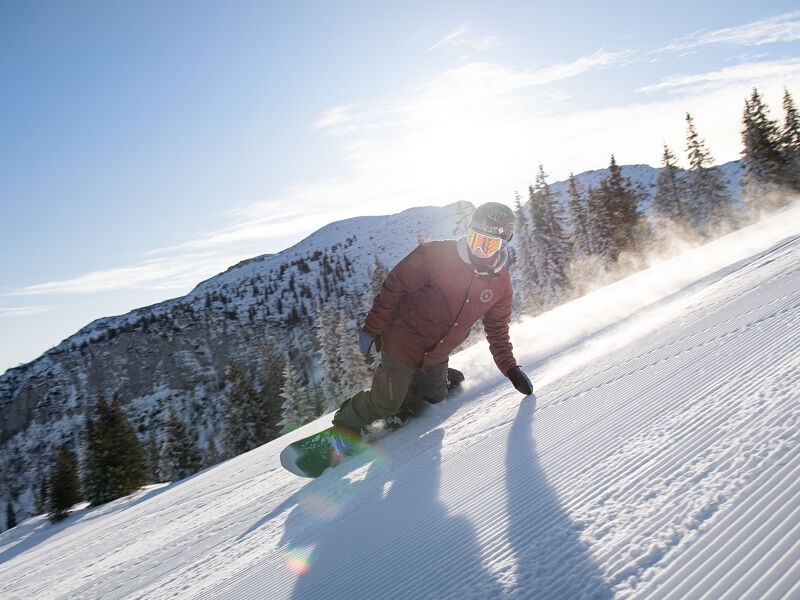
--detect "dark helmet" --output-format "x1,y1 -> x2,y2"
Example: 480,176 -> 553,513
468,202 -> 515,242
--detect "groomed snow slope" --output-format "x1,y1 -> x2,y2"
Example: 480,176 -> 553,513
1,203 -> 799,600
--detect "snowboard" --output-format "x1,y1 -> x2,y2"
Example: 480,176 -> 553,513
280,426 -> 367,478
280,368 -> 464,478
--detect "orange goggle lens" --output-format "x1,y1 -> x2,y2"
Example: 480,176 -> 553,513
467,230 -> 503,254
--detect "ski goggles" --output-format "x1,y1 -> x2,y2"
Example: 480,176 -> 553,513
467,229 -> 503,255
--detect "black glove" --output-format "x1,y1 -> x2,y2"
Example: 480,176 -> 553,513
506,366 -> 533,395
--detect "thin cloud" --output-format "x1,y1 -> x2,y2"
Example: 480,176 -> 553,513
522,49 -> 635,86
146,208 -> 313,256
313,50 -> 633,136
427,22 -> 502,52
0,306 -> 52,318
5,200 -> 356,298
5,252 -> 248,297
638,57 -> 800,94
428,22 -> 470,51
664,10 -> 800,52
311,104 -> 361,130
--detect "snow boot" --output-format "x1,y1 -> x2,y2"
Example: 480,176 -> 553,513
446,367 -> 464,392
382,368 -> 464,431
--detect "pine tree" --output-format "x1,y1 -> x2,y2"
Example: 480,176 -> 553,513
363,256 -> 389,370
335,317 -> 372,399
652,143 -> 687,225
257,338 -> 286,441
781,87 -> 800,192
219,362 -> 261,458
564,173 -> 608,296
316,304 -> 346,412
527,165 -> 572,312
158,406 -> 202,482
146,435 -> 160,482
203,438 -> 221,469
366,256 -> 389,313
315,303 -> 371,413
685,113 -> 737,237
512,191 -> 535,294
108,393 -> 150,493
452,200 -> 473,236
513,191 -> 529,242
741,88 -> 786,214
81,407 -> 106,504
565,173 -> 593,257
48,444 -> 83,522
278,361 -> 317,433
81,392 -> 150,506
589,155 -> 645,262
6,500 -> 16,530
217,348 -> 282,458
514,192 -> 531,262
33,474 -> 48,515
585,185 -> 611,262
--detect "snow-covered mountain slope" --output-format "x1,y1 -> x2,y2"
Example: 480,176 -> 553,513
2,199 -> 798,599
0,201 -> 472,527
0,160 -> 746,531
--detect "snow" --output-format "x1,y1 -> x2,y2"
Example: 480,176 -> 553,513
1,201 -> 799,599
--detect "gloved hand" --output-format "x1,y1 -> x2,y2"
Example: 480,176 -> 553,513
358,328 -> 382,356
506,366 -> 533,395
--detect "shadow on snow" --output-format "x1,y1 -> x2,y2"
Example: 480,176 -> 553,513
505,395 -> 612,599
225,393 -> 612,599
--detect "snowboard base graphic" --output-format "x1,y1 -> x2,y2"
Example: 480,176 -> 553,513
280,427 -> 367,478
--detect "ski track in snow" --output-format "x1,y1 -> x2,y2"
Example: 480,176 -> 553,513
1,203 -> 799,599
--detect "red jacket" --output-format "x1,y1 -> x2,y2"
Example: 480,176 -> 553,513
365,239 -> 517,374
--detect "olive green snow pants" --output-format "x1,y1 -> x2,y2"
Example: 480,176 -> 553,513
332,350 -> 449,431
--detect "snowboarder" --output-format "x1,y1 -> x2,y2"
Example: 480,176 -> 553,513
281,202 -> 533,477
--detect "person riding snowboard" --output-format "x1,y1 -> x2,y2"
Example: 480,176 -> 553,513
330,201 -> 533,449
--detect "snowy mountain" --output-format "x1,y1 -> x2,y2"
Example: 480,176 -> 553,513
0,200 -> 473,527
0,161 -> 743,531
1,196 -> 797,599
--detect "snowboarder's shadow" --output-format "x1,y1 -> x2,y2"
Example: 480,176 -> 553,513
235,392 -> 613,598
237,393 -> 468,548
272,427 -> 505,599
505,395 -> 613,598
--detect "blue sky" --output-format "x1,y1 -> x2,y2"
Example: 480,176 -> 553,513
2,1 -> 800,373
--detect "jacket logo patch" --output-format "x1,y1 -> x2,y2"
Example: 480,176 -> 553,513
480,289 -> 494,303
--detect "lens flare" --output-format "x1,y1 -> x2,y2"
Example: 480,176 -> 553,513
333,429 -> 392,473
363,444 -> 390,470
285,547 -> 313,575
298,492 -> 341,521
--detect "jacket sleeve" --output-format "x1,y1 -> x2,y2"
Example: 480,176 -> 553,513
482,276 -> 517,375
364,243 -> 431,335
